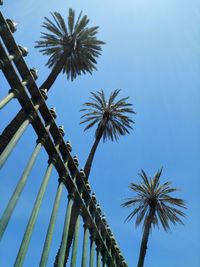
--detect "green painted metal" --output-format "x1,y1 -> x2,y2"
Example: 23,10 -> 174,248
96,248 -> 101,267
0,9 -> 129,267
14,163 -> 53,267
39,182 -> 63,267
89,237 -> 95,267
81,226 -> 89,267
0,91 -> 14,109
0,142 -> 42,240
70,215 -> 80,267
57,195 -> 74,267
102,260 -> 106,267
0,118 -> 30,169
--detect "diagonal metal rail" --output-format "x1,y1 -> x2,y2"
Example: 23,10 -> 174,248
0,9 -> 128,267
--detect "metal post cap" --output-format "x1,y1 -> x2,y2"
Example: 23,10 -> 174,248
91,192 -> 97,204
40,89 -> 48,100
49,107 -> 57,119
73,155 -> 79,166
58,125 -> 65,136
79,168 -> 86,179
30,68 -> 38,80
18,45 -> 28,57
107,227 -> 112,235
6,19 -> 17,33
96,204 -> 102,214
85,182 -> 91,193
65,140 -> 72,151
101,215 -> 107,224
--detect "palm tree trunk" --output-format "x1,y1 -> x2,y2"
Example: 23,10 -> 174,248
40,56 -> 66,91
137,209 -> 155,267
53,122 -> 106,266
84,123 -> 105,179
0,57 -> 65,154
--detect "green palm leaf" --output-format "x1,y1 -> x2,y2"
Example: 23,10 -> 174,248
80,89 -> 135,142
35,8 -> 105,81
122,169 -> 186,231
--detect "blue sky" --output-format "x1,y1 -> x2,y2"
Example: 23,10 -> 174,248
0,0 -> 200,266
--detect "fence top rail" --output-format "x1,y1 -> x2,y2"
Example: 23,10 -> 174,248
0,10 -> 128,267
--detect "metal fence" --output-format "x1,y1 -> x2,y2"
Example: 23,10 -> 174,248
0,7 -> 128,267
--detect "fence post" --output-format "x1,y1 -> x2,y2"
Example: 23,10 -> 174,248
0,108 -> 56,240
81,223 -> 89,267
0,136 -> 46,240
0,89 -> 15,109
39,177 -> 64,267
57,192 -> 74,267
14,157 -> 55,267
0,89 -> 47,168
102,254 -> 107,267
70,214 -> 80,267
89,236 -> 95,267
96,243 -> 101,267
0,116 -> 32,168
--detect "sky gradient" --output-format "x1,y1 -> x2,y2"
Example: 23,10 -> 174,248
0,1 -> 200,266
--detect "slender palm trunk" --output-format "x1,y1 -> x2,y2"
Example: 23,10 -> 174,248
53,123 -> 106,266
137,209 -> 155,267
0,57 -> 65,154
40,56 -> 66,91
54,124 -> 104,265
84,123 -> 105,179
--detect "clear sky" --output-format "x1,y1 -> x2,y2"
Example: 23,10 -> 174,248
0,0 -> 200,266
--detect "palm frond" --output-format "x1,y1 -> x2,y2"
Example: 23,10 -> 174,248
122,169 -> 186,231
80,89 -> 135,142
35,9 -> 105,80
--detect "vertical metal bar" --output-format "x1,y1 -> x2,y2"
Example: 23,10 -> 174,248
96,247 -> 101,267
57,195 -> 74,267
70,215 -> 80,267
113,252 -> 118,267
0,142 -> 42,240
89,237 -> 95,267
102,260 -> 106,267
0,118 -> 30,169
81,225 -> 89,267
0,91 -> 15,109
39,181 -> 63,267
14,162 -> 54,267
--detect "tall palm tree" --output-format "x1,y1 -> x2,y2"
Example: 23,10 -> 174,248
122,169 -> 186,267
0,8 -> 104,153
80,89 -> 135,178
53,89 -> 135,266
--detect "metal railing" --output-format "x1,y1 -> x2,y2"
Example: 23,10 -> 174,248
0,7 -> 128,267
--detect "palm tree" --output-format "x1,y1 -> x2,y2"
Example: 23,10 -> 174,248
80,89 -> 135,178
0,8 -> 104,153
53,89 -> 135,266
122,168 -> 186,267
35,8 -> 105,90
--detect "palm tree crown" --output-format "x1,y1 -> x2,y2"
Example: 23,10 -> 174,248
0,9 -> 105,156
123,168 -> 186,231
80,89 -> 135,141
35,8 -> 105,81
122,169 -> 186,267
80,89 -> 135,179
